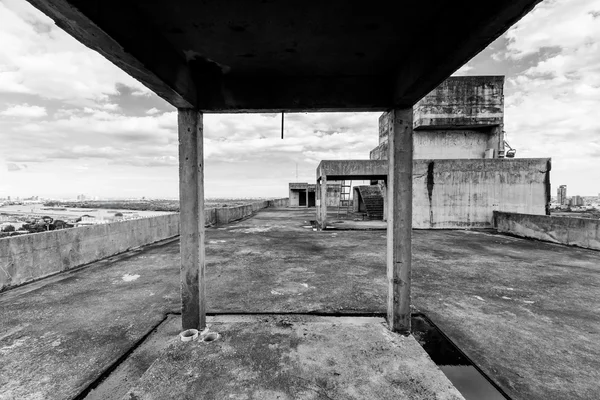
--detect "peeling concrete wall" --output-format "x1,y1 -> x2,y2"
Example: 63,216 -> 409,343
290,190 -> 301,207
0,198 -> 289,291
413,76 -> 504,129
0,214 -> 180,291
326,183 -> 342,206
412,159 -> 550,228
374,76 -> 504,160
371,130 -> 493,160
494,212 -> 600,250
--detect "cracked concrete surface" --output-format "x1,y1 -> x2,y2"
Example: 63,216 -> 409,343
1,208 -> 599,400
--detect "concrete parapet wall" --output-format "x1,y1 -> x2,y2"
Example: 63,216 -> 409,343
0,213 -> 180,291
413,158 -> 550,228
0,198 -> 289,291
268,198 -> 289,208
207,198 -> 289,225
494,212 -> 600,250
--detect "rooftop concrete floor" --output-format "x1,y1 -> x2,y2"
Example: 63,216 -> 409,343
1,208 -> 598,399
124,315 -> 463,400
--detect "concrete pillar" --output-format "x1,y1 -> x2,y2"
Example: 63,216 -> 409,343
305,189 -> 309,208
317,177 -> 328,230
178,109 -> 206,330
387,108 -> 413,335
488,125 -> 504,157
381,181 -> 388,221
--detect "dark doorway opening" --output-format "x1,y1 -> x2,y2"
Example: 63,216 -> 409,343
299,190 -> 307,206
308,192 -> 316,207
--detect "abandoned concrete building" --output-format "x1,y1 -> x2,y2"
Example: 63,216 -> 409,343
4,1 -> 599,400
288,183 -> 316,207
289,182 -> 345,208
317,76 -> 551,229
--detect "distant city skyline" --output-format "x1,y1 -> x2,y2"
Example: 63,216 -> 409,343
1,0 -> 600,198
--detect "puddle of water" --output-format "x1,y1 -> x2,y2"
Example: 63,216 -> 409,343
411,314 -> 509,400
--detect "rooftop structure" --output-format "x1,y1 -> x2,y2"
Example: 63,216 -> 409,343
8,0 -> 547,397
371,76 -> 506,160
288,183 -> 316,208
317,76 -> 550,229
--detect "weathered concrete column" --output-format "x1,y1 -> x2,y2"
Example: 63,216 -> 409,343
316,177 -> 328,230
178,109 -> 206,330
381,181 -> 388,221
387,108 -> 413,334
305,189 -> 309,208
488,125 -> 504,157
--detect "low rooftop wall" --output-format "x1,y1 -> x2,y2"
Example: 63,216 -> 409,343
0,198 -> 288,291
0,213 -> 180,291
413,158 -> 550,228
494,212 -> 600,250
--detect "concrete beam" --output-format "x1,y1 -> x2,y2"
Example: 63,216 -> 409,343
387,108 -> 413,334
316,160 -> 388,181
196,76 -> 391,113
27,0 -> 197,109
393,1 -> 541,107
178,109 -> 206,330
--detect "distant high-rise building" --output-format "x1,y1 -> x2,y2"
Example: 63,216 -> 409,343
7,196 -> 10,201
570,195 -> 584,207
557,185 -> 567,205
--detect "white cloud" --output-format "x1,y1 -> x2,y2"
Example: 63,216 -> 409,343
2,0 -> 599,198
452,64 -> 474,76
505,0 -> 600,59
146,107 -> 160,115
500,0 -> 600,194
0,104 -> 46,118
0,0 -> 149,105
102,103 -> 119,111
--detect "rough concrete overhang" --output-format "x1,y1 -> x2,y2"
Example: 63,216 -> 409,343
25,0 -> 541,112
413,76 -> 505,130
289,183 -> 309,190
317,160 -> 388,181
318,158 -> 551,181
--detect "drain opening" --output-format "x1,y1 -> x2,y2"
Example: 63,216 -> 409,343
203,332 -> 219,343
411,314 -> 511,400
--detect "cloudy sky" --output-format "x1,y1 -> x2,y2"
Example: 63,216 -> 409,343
0,0 -> 599,199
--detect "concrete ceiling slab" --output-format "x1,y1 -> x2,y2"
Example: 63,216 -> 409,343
25,0 -> 542,112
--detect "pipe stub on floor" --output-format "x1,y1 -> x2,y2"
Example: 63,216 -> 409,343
179,329 -> 199,342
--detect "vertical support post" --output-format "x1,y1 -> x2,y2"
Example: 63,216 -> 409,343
306,189 -> 309,208
488,125 -> 504,158
387,108 -> 413,334
178,109 -> 205,330
381,181 -> 388,221
319,177 -> 328,229
316,180 -> 321,223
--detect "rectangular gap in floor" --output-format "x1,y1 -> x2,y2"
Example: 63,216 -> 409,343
411,314 -> 510,400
